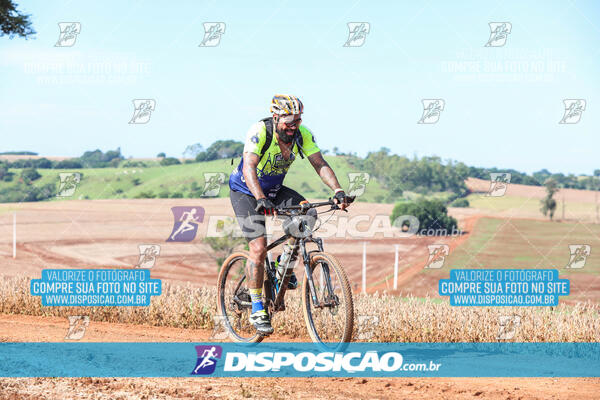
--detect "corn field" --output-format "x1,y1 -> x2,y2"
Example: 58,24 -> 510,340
2,275 -> 599,342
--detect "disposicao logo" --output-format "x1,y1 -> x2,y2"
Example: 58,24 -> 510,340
192,345 -> 223,375
223,351 -> 403,373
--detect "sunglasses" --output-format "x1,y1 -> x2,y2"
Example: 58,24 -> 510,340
279,115 -> 302,126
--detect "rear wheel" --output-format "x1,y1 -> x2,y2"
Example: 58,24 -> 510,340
302,252 -> 354,350
216,251 -> 265,343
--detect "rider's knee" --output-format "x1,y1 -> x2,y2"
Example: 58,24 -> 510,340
248,239 -> 267,259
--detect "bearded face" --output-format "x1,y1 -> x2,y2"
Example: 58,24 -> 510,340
275,114 -> 301,143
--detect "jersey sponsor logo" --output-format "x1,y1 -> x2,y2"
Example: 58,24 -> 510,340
258,152 -> 295,177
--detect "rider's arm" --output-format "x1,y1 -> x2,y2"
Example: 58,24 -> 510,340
242,152 -> 267,199
298,125 -> 342,192
308,152 -> 342,192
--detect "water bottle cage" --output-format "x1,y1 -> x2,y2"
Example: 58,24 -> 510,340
276,254 -> 297,280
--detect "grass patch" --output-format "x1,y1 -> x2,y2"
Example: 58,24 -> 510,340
1,156 -> 393,203
445,217 -> 600,274
467,193 -> 597,220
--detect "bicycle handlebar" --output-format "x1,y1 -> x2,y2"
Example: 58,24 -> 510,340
274,195 -> 356,214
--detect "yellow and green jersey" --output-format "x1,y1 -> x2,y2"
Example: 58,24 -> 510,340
229,120 -> 320,197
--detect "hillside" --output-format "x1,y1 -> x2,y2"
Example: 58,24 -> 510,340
2,156 -> 391,203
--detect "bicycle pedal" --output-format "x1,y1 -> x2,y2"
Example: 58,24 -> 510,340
287,273 -> 298,290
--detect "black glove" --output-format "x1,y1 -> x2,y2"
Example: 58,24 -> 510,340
255,198 -> 276,215
334,190 -> 348,205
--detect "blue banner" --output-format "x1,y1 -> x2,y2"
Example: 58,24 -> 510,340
439,269 -> 569,306
30,269 -> 162,306
0,342 -> 597,377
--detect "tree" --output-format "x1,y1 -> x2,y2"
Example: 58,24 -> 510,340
79,148 -> 123,168
156,152 -> 166,158
449,198 -> 469,208
195,140 -> 243,162
34,158 -> 52,169
540,178 -> 558,220
594,169 -> 600,190
0,163 -> 8,180
54,159 -> 83,169
0,151 -> 37,155
182,143 -> 203,158
20,167 -> 41,183
0,0 -> 35,39
160,157 -> 181,166
390,198 -> 458,235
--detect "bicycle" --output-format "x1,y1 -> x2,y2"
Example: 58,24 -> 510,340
216,197 -> 355,350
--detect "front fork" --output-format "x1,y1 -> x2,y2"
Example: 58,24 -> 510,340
300,237 -> 334,308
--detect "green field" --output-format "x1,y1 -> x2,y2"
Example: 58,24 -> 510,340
4,156 -> 392,202
466,193 -> 597,221
445,217 -> 599,274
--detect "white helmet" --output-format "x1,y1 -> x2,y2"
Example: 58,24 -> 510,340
270,94 -> 303,115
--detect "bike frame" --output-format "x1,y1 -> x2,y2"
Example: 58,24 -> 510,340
264,229 -> 333,312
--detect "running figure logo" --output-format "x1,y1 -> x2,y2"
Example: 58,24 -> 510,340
210,315 -> 230,340
199,22 -> 225,47
129,99 -> 156,124
167,207 -> 205,242
55,22 -> 81,47
136,244 -> 161,268
203,173 -> 226,197
418,99 -> 445,124
486,173 -> 511,197
191,345 -> 223,375
497,315 -> 520,340
565,244 -> 591,269
65,316 -> 90,340
559,99 -> 586,124
356,315 -> 379,340
57,172 -> 81,197
485,22 -> 512,47
344,22 -> 370,47
425,244 -> 449,269
347,172 -> 370,197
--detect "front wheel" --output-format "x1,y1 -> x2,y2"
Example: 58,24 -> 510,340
216,251 -> 265,343
302,252 -> 354,350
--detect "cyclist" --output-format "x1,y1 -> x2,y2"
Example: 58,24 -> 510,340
229,94 -> 351,335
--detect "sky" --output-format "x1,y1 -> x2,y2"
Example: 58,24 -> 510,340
0,0 -> 598,175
